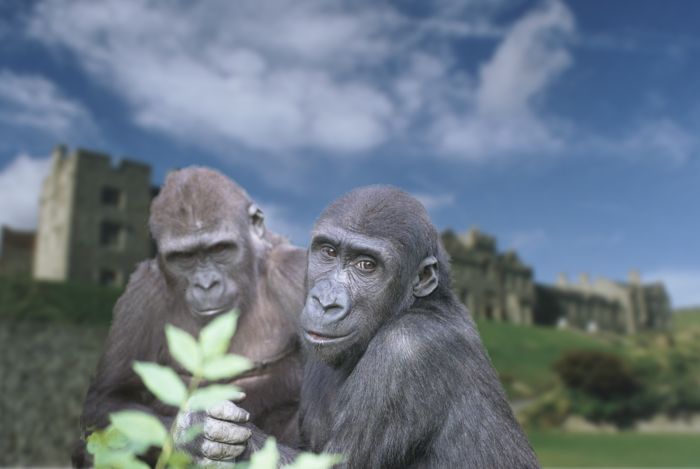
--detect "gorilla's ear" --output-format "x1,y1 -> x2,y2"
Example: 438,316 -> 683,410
413,256 -> 438,298
248,204 -> 266,239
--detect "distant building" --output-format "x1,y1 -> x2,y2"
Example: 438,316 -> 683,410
443,228 -> 672,334
442,229 -> 535,325
535,271 -> 672,334
0,226 -> 35,276
31,145 -> 154,287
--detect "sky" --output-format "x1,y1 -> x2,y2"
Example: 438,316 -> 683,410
0,0 -> 698,307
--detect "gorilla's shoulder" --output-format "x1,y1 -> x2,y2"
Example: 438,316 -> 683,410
376,307 -> 480,369
113,259 -> 166,321
124,259 -> 163,288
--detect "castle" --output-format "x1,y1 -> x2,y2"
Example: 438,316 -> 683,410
0,145 -> 673,333
0,145 -> 155,287
442,229 -> 672,334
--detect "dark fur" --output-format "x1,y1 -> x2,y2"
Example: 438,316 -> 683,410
73,168 -> 306,466
290,186 -> 540,468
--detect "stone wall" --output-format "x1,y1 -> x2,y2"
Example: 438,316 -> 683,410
443,229 -> 535,325
33,145 -> 152,287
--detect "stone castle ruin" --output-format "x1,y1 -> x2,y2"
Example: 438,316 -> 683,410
442,229 -> 671,334
1,145 -> 156,287
0,145 -> 672,333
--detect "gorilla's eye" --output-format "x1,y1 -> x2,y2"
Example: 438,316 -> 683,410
321,245 -> 337,258
167,250 -> 196,265
208,242 -> 235,255
355,259 -> 376,273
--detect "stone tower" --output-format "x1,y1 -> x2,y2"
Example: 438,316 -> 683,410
33,145 -> 152,287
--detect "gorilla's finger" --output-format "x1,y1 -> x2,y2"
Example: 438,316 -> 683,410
201,439 -> 246,460
207,399 -> 250,422
204,418 -> 252,444
195,457 -> 237,468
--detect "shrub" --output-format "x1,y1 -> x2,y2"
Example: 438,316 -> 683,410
553,350 -> 640,400
0,275 -> 120,325
553,349 -> 660,427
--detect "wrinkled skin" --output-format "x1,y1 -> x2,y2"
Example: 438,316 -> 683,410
174,396 -> 252,466
73,168 -> 306,467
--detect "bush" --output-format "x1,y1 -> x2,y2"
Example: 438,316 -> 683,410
553,350 -> 660,427
0,275 -> 121,325
553,350 -> 640,400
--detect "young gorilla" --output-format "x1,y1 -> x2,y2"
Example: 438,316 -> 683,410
243,186 -> 540,468
73,168 -> 306,467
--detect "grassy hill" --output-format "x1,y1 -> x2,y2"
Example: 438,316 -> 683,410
477,320 -> 618,399
672,307 -> 700,330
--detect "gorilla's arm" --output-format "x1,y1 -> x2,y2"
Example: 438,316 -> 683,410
81,261 -> 171,431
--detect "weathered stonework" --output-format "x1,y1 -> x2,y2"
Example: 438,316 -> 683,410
0,227 -> 35,276
32,145 -> 153,287
442,229 -> 535,325
443,228 -> 672,334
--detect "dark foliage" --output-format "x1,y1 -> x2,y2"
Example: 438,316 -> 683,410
554,349 -> 640,400
0,275 -> 121,325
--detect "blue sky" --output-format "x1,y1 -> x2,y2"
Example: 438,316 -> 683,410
0,0 -> 698,306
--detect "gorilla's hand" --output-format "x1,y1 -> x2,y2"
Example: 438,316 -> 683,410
174,397 -> 252,466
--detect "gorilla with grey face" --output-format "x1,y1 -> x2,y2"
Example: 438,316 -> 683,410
242,186 -> 540,468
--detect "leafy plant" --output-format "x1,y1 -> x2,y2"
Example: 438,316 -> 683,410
86,311 -> 341,468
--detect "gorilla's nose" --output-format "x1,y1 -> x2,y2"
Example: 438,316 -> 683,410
310,280 -> 350,321
194,271 -> 221,292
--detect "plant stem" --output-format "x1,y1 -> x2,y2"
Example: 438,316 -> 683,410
154,374 -> 203,469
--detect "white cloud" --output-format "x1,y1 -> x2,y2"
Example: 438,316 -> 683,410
0,70 -> 90,136
28,0 -> 398,156
646,269 -> 700,308
256,201 -> 310,246
0,154 -> 52,230
508,229 -> 548,252
430,0 -> 574,160
412,192 -> 455,211
614,118 -> 696,164
25,0 -> 577,166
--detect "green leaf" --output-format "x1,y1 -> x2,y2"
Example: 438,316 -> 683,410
199,311 -> 238,358
179,423 -> 204,444
133,361 -> 187,407
186,384 -> 242,411
94,450 -> 151,469
109,410 -> 168,448
285,452 -> 344,469
165,324 -> 202,374
202,354 -> 252,380
167,450 -> 192,469
249,437 -> 279,469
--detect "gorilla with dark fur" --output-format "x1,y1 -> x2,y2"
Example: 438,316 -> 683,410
73,168 -> 306,466
244,186 -> 540,468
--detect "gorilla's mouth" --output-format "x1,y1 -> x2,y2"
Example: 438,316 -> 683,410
195,306 -> 229,317
304,330 -> 353,344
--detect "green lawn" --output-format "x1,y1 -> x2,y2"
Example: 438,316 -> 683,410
476,320 -> 616,398
530,431 -> 700,467
673,308 -> 700,331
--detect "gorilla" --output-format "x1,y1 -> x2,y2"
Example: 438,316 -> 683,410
73,168 -> 306,466
241,186 -> 540,468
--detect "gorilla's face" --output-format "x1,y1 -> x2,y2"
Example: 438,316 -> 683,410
301,223 -> 412,365
159,204 -> 266,319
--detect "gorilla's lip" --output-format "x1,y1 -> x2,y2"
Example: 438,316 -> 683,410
303,329 -> 353,344
195,306 -> 229,316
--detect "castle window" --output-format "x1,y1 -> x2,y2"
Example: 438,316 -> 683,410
99,268 -> 118,286
100,221 -> 124,249
101,186 -> 123,207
